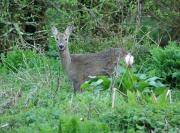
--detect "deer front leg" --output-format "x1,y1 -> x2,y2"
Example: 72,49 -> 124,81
72,80 -> 81,93
70,70 -> 84,93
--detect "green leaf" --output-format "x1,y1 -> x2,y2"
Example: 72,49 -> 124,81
136,81 -> 149,92
80,75 -> 111,91
146,76 -> 165,87
80,81 -> 91,90
90,79 -> 103,86
146,76 -> 160,82
136,74 -> 147,80
97,76 -> 111,89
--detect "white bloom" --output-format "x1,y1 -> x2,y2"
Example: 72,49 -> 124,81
124,53 -> 134,67
80,117 -> 84,121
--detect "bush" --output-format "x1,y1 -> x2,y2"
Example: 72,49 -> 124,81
99,102 -> 180,132
1,49 -> 34,72
81,64 -> 167,103
1,48 -> 59,72
144,42 -> 180,89
143,0 -> 180,45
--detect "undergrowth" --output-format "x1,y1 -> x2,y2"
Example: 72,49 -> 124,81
0,48 -> 179,133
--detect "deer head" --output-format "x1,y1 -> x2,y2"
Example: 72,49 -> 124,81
51,25 -> 74,51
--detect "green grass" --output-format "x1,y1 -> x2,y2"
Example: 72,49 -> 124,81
0,49 -> 180,133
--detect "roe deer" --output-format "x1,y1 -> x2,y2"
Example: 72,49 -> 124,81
51,25 -> 127,92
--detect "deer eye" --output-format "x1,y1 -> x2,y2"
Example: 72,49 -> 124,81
65,38 -> 67,41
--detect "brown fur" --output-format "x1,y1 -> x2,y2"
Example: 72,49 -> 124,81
51,26 -> 127,92
60,48 -> 127,92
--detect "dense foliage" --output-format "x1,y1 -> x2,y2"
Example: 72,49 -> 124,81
0,0 -> 179,132
145,42 -> 180,89
0,48 -> 179,132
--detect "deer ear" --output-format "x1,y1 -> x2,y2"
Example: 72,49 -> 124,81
51,26 -> 59,37
65,25 -> 74,36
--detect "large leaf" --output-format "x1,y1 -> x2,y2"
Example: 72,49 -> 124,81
146,76 -> 160,82
136,74 -> 147,80
97,76 -> 111,89
80,76 -> 111,90
146,76 -> 165,87
80,81 -> 91,90
135,81 -> 149,92
90,79 -> 103,86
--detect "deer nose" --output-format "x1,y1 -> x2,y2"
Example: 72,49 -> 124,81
59,45 -> 64,49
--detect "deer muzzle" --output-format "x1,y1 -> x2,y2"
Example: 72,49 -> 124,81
58,44 -> 65,50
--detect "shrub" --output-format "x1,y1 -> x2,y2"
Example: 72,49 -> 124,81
144,41 -> 180,89
143,0 -> 180,45
99,102 -> 180,132
1,48 -> 59,72
81,64 -> 167,103
116,66 -> 167,93
1,48 -> 37,72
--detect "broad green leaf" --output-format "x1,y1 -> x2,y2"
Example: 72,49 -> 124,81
80,81 -> 91,89
90,79 -> 103,86
97,76 -> 111,89
146,76 -> 160,81
136,74 -> 147,80
136,81 -> 149,92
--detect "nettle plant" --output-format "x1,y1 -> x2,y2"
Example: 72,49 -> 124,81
81,53 -> 168,103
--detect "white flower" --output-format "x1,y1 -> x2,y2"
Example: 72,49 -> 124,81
80,117 -> 84,121
124,53 -> 134,67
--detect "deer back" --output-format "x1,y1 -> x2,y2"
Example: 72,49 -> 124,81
68,48 -> 127,84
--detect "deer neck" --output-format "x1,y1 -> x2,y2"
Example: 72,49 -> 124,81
59,47 -> 71,73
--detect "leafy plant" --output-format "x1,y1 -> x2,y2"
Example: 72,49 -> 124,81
1,48 -> 38,72
80,64 -> 167,103
116,67 -> 167,93
0,49 -> 179,133
144,41 -> 180,89
1,48 -> 60,73
80,76 -> 111,92
99,101 -> 180,132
